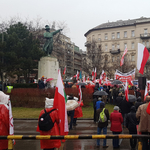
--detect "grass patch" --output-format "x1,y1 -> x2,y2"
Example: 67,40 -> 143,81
12,103 -> 115,119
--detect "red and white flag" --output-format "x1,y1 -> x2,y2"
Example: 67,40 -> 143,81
63,66 -> 66,75
87,75 -> 89,81
53,70 -> 69,136
144,85 -> 148,101
83,75 -> 86,83
78,85 -> 82,104
95,68 -> 97,80
92,68 -> 94,80
137,43 -> 149,74
76,71 -> 79,81
99,70 -> 106,85
125,80 -> 129,102
120,47 -> 128,66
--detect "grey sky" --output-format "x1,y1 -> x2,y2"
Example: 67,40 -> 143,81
1,0 -> 150,51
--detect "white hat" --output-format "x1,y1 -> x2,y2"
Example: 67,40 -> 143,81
45,97 -> 54,108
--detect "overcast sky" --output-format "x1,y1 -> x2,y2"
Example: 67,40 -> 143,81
1,0 -> 150,51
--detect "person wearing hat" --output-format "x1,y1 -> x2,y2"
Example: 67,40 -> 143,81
36,98 -> 61,150
110,106 -> 123,149
43,25 -> 62,55
96,102 -> 109,148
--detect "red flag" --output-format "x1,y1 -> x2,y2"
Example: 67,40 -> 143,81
125,80 -> 129,102
78,85 -> 82,104
53,70 -> 69,136
137,43 -> 149,74
120,47 -> 128,66
87,75 -> 89,81
63,66 -> 66,75
95,68 -> 97,79
144,85 -> 148,101
76,71 -> 79,81
83,75 -> 86,82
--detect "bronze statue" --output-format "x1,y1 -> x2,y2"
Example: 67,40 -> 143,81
43,25 -> 62,55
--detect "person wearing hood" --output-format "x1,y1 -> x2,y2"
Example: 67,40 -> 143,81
135,97 -> 143,111
126,106 -> 138,150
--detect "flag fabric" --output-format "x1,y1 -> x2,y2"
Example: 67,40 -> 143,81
83,75 -> 86,83
63,66 -> 66,75
99,70 -> 105,85
8,98 -> 15,144
137,43 -> 149,74
120,47 -> 128,66
125,80 -> 129,102
76,71 -> 79,81
87,75 -> 89,81
95,68 -> 97,80
92,68 -> 94,81
144,85 -> 148,101
78,85 -> 82,104
53,70 -> 69,136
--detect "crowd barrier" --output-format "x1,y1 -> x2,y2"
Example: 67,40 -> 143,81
1,134 -> 148,150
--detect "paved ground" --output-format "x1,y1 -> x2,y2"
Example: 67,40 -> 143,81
13,119 -> 134,150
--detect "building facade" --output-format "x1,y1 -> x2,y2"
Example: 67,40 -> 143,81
84,17 -> 150,79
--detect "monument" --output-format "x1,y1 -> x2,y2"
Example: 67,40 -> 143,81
38,25 -> 62,86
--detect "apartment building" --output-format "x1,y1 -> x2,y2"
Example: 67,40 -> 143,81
84,17 -> 150,79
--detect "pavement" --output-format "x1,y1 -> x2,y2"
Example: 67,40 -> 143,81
13,119 -> 133,150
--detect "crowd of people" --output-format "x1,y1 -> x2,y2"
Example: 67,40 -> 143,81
93,82 -> 150,150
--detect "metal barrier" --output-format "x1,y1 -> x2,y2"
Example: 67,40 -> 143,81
1,134 -> 149,150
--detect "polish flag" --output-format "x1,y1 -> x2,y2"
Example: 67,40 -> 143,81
76,71 -> 79,81
78,85 -> 82,104
120,47 -> 128,66
95,68 -> 97,79
125,80 -> 129,102
99,70 -> 105,85
137,43 -> 149,74
63,66 -> 66,75
144,85 -> 148,101
87,75 -> 89,81
92,68 -> 94,80
83,75 -> 86,83
53,70 -> 69,136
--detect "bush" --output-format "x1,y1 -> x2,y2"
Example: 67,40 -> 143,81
12,83 -> 38,88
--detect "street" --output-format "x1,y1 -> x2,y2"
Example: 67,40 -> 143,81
13,119 -> 132,150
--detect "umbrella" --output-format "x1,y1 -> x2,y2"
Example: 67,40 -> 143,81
46,78 -> 54,82
111,80 -> 123,85
123,94 -> 137,102
76,82 -> 87,86
66,100 -> 79,111
93,91 -> 108,96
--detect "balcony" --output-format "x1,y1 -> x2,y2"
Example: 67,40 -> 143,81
74,61 -> 82,66
74,55 -> 82,60
110,49 -> 120,54
140,33 -> 150,39
85,41 -> 91,47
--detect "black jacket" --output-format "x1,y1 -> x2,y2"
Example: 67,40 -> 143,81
116,96 -> 123,107
96,104 -> 109,128
93,97 -> 98,109
126,106 -> 138,132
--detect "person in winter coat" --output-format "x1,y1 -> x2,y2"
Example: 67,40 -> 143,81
134,97 -> 143,111
136,96 -> 150,150
116,93 -> 124,107
112,85 -> 119,105
95,97 -> 102,110
110,106 -> 123,149
96,102 -> 109,148
119,98 -> 133,128
93,95 -> 98,122
36,99 -> 61,150
94,83 -> 99,92
126,106 -> 138,150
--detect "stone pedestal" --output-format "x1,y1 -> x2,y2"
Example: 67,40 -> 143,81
38,56 -> 59,86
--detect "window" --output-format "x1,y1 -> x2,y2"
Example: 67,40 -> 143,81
112,44 -> 115,50
112,56 -> 115,62
117,56 -> 120,61
112,33 -> 115,39
147,41 -> 149,47
131,55 -> 135,62
124,43 -> 127,50
131,42 -> 134,49
105,45 -> 108,51
144,29 -> 148,35
105,33 -> 108,40
117,44 -> 120,49
117,32 -> 120,38
131,30 -> 135,37
98,34 -> 101,42
124,31 -> 127,38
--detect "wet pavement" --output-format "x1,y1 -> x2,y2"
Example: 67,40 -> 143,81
13,119 -> 133,150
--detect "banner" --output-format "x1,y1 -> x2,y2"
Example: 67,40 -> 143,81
115,68 -> 136,84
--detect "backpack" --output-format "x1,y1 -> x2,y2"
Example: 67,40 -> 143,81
38,109 -> 56,131
99,108 -> 107,122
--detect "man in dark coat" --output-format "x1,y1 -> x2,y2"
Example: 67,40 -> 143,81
96,102 -> 109,148
119,98 -> 133,127
126,106 -> 138,150
135,97 -> 143,111
116,93 -> 124,107
93,95 -> 98,122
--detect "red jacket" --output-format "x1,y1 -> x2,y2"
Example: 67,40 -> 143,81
110,110 -> 123,132
74,102 -> 83,118
36,108 -> 61,149
0,104 -> 9,150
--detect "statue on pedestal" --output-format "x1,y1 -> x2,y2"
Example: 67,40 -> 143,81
43,25 -> 62,55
